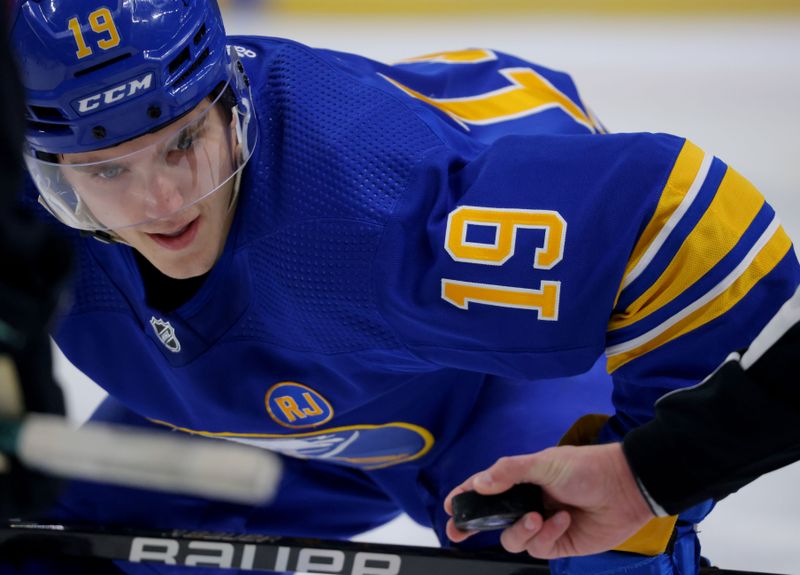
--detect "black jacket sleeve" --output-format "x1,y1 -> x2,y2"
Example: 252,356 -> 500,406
622,291 -> 800,516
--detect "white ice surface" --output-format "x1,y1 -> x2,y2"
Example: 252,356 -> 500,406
56,11 -> 800,574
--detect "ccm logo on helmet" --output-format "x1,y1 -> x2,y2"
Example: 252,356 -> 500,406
73,72 -> 155,115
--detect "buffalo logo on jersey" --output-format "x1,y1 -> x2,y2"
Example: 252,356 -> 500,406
154,417 -> 435,471
265,382 -> 333,429
149,317 -> 181,353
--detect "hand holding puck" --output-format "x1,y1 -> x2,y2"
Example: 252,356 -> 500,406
452,483 -> 545,531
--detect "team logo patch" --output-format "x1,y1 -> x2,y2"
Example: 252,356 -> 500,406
265,382 -> 333,429
150,317 -> 181,353
223,423 -> 433,470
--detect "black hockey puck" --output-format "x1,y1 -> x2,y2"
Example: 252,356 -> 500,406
452,483 -> 545,532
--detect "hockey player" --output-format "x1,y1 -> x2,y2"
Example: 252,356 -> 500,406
445,285 -> 800,559
7,0 -> 800,573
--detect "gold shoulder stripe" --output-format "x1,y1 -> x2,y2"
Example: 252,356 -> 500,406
610,166 -> 765,331
380,68 -> 594,131
397,49 -> 497,64
608,223 -> 792,372
616,141 -> 706,306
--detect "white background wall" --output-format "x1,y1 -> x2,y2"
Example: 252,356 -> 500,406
57,9 -> 800,574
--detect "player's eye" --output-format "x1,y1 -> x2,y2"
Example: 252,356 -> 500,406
174,130 -> 195,152
170,124 -> 205,154
164,128 -> 200,166
92,165 -> 126,180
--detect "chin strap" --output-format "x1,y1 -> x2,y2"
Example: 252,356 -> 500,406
80,229 -> 124,245
227,166 -> 243,215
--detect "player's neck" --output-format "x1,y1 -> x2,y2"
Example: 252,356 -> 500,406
133,251 -> 209,313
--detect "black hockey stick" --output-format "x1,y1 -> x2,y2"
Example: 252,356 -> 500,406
0,522 -> 784,575
1,522 -> 548,574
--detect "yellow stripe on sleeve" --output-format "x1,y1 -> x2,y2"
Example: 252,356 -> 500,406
616,141 -> 705,304
607,224 -> 792,373
610,166 -> 765,331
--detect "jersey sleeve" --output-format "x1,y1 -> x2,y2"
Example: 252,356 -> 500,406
604,139 -> 800,431
375,132 -> 800,432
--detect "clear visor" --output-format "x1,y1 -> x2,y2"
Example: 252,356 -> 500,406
25,61 -> 256,232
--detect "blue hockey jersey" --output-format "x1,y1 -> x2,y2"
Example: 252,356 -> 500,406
38,37 -> 799,572
54,37 -> 797,463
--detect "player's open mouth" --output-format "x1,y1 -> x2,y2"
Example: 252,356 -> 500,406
147,217 -> 200,250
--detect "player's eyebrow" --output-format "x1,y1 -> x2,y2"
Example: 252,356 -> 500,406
171,114 -> 208,142
64,162 -> 126,176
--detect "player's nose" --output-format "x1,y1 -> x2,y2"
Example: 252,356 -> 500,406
143,169 -> 185,220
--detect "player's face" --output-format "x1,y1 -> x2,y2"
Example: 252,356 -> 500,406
60,100 -> 238,279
